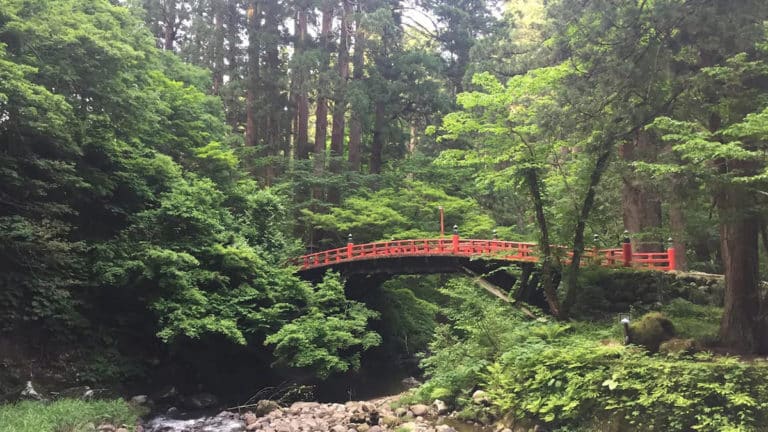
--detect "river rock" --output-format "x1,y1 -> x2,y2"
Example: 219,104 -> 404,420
130,395 -> 151,406
181,392 -> 219,410
255,400 -> 281,416
19,381 -> 43,401
97,424 -> 116,432
472,390 -> 489,405
401,377 -> 422,389
369,427 -> 382,432
116,428 -> 129,432
243,412 -> 258,426
410,404 -> 430,417
433,399 -> 449,415
331,425 -> 347,432
436,425 -> 456,432
395,407 -> 408,417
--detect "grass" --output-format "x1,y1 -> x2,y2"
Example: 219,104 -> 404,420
0,399 -> 143,432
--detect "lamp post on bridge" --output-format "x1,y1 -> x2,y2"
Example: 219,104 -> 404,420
452,225 -> 459,253
622,230 -> 632,267
347,233 -> 353,259
667,237 -> 676,271
438,206 -> 445,238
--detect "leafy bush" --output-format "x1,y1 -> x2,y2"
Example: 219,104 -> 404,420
484,343 -> 768,431
627,311 -> 676,352
0,399 -> 143,432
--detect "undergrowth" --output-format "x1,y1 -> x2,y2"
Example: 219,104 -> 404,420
413,277 -> 767,431
0,399 -> 143,432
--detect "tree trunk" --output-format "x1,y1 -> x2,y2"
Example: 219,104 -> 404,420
370,102 -> 385,174
245,0 -> 261,159
525,169 -> 561,317
621,130 -> 662,252
262,2 -> 280,185
668,184 -> 688,271
212,1 -> 224,95
162,1 -> 178,51
295,7 -> 309,160
717,181 -> 765,353
328,0 -> 352,204
562,150 -> 612,317
314,4 -> 334,178
348,4 -> 365,172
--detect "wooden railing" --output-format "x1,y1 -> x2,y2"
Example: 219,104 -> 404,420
293,235 -> 676,273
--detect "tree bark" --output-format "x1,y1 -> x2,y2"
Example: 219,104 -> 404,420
525,170 -> 561,317
212,1 -> 224,95
370,102 -> 385,174
294,7 -> 310,160
348,3 -> 365,172
162,0 -> 178,51
314,4 -> 334,181
668,183 -> 688,271
717,181 -> 765,353
562,150 -> 612,318
621,130 -> 662,252
245,0 -> 261,159
328,0 -> 352,204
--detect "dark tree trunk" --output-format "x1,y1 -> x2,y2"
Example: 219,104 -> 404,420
212,1 -> 224,95
245,0 -> 261,160
669,182 -> 688,271
328,0 -> 352,204
717,181 -> 765,353
562,150 -> 612,317
262,2 -> 280,185
370,103 -> 385,174
314,4 -> 333,178
295,7 -> 309,160
621,130 -> 662,252
348,3 -> 365,172
525,170 -> 561,317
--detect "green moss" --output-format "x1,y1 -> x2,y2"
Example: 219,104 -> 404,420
0,399 -> 144,432
628,311 -> 676,352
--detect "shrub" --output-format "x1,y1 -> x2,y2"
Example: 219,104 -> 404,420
627,311 -> 676,352
483,343 -> 768,431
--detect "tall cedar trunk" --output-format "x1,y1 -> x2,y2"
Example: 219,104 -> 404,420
295,8 -> 310,160
262,3 -> 280,186
245,0 -> 261,164
347,3 -> 365,172
224,0 -> 241,129
717,180 -> 764,352
328,0 -> 352,204
562,150 -> 612,317
370,103 -> 385,174
621,130 -> 662,252
212,1 -> 224,95
668,180 -> 688,271
163,0 -> 177,51
314,4 -> 333,180
526,170 -> 561,317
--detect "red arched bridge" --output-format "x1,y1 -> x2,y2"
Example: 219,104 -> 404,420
292,233 -> 676,280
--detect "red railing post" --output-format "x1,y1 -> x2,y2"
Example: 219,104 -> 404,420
452,225 -> 459,253
622,232 -> 632,267
347,233 -> 353,259
667,247 -> 676,271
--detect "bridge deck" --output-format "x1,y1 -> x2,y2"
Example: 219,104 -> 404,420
293,237 -> 675,272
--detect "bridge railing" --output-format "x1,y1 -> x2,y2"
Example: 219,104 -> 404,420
294,237 -> 676,272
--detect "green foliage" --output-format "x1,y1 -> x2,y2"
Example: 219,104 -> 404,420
484,344 -> 768,431
265,272 -> 381,378
302,180 -> 498,243
0,399 -> 143,432
376,278 -> 440,355
662,299 -> 722,344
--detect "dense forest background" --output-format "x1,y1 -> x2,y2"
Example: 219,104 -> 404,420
3,0 -> 768,403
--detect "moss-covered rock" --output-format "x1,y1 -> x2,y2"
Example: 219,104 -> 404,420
659,338 -> 698,355
628,312 -> 676,352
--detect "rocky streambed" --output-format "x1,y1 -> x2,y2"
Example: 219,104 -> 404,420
141,397 -> 498,432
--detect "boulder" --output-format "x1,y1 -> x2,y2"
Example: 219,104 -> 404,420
401,377 -> 422,389
433,399 -> 449,415
181,392 -> 219,410
243,411 -> 258,426
659,338 -> 698,355
129,395 -> 151,406
471,390 -> 489,405
409,404 -> 430,417
254,400 -> 281,417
